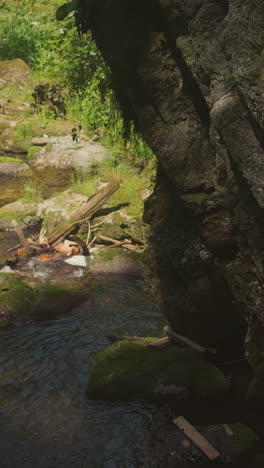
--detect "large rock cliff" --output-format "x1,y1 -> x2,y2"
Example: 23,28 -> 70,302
80,0 -> 264,379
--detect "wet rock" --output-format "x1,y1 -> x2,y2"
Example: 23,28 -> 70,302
0,200 -> 39,230
0,272 -> 89,326
87,340 -> 229,398
0,273 -> 34,326
90,247 -> 142,276
37,190 -> 88,238
0,158 -> 31,176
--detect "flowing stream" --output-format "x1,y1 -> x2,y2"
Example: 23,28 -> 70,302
0,276 -> 175,468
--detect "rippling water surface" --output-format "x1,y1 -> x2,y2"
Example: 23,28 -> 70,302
0,276 -> 178,468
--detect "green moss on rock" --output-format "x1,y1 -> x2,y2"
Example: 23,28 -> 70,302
0,156 -> 23,164
32,284 -> 88,316
0,273 -> 34,325
229,423 -> 258,452
87,340 -> 229,398
27,146 -> 41,161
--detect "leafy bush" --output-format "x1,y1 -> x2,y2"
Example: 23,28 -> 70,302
0,0 -> 153,165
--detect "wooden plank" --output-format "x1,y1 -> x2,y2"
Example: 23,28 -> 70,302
173,416 -> 220,461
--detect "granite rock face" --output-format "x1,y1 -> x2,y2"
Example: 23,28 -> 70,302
80,1 -> 264,377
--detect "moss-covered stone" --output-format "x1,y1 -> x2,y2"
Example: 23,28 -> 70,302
0,273 -> 89,326
87,340 -> 230,398
0,156 -> 23,164
27,145 -> 41,161
37,190 -> 88,237
0,273 -> 34,326
32,284 -> 88,316
90,247 -> 143,275
0,200 -> 39,230
229,423 -> 258,452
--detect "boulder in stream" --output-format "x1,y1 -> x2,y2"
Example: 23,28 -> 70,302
0,272 -> 90,327
0,272 -> 34,327
0,157 -> 31,176
0,200 -> 39,231
87,340 -> 230,398
37,190 -> 88,238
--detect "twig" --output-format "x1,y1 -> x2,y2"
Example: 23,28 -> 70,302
86,221 -> 91,246
88,233 -> 98,249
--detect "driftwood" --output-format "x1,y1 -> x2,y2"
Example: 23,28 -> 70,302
98,235 -> 139,252
173,417 -> 220,461
46,179 -> 119,246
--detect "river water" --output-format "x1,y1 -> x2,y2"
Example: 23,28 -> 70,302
0,276 -> 178,468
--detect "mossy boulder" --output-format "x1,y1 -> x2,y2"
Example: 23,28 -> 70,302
0,273 -> 89,326
90,247 -> 143,276
87,340 -> 230,398
0,200 -> 39,230
32,284 -> 89,318
0,273 -> 34,326
27,145 -> 41,161
37,190 -> 88,238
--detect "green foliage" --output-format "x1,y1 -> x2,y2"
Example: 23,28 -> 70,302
0,0 -> 154,166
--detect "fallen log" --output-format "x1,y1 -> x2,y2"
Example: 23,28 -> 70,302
46,180 -> 119,246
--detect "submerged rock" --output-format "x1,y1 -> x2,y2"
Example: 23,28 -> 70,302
0,272 -> 89,326
0,273 -> 33,326
87,340 -> 229,398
